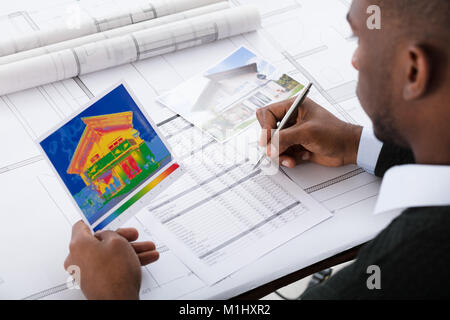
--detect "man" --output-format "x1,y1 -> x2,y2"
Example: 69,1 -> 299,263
66,0 -> 450,299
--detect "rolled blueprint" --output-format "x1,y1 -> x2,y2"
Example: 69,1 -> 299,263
0,0 -> 223,57
0,2 -> 230,65
0,6 -> 261,96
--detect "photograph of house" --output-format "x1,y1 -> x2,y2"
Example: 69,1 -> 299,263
158,46 -> 304,142
40,84 -> 172,225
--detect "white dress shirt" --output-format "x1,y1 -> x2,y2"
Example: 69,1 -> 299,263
357,127 -> 450,215
356,127 -> 383,175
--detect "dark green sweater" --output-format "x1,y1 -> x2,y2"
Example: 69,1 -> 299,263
302,144 -> 450,299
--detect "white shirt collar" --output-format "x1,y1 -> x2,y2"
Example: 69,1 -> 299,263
374,164 -> 450,215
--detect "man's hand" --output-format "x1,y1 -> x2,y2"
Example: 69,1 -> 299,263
256,97 -> 363,168
64,221 -> 159,300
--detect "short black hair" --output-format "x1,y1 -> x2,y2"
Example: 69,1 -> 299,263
375,0 -> 449,41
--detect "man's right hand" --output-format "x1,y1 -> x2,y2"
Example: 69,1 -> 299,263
256,97 -> 363,168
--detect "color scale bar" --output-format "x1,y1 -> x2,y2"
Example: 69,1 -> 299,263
94,163 -> 180,231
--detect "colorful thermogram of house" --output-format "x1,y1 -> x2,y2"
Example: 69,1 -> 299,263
67,111 -> 167,223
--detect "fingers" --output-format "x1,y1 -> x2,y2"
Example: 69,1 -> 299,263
71,220 -> 93,243
279,155 -> 297,168
256,97 -> 296,146
137,250 -> 159,266
268,124 -> 310,157
97,229 -> 155,253
278,145 -> 310,168
257,97 -> 296,125
64,255 -> 72,270
256,109 -> 277,146
276,127 -> 303,155
68,221 -> 95,267
94,230 -> 122,242
131,241 -> 156,253
116,228 -> 139,242
131,241 -> 158,265
66,221 -> 93,271
96,230 -> 159,264
94,229 -> 159,266
279,151 -> 311,168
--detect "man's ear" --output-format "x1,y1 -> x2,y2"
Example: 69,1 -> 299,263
403,45 -> 430,100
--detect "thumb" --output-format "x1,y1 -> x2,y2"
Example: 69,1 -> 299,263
269,125 -> 309,156
71,220 -> 93,243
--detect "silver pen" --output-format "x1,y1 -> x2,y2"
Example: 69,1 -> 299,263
253,82 -> 313,170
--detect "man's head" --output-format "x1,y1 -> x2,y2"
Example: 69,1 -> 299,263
349,0 -> 450,160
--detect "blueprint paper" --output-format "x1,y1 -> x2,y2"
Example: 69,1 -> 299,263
0,2 -> 230,65
0,6 -> 261,96
0,0 -> 223,57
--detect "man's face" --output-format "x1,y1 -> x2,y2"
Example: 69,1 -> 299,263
348,0 -> 408,147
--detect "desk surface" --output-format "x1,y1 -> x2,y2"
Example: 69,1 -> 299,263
234,245 -> 362,300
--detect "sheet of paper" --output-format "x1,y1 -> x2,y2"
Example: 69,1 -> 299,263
134,116 -> 331,284
158,46 -> 304,142
0,5 -> 261,95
